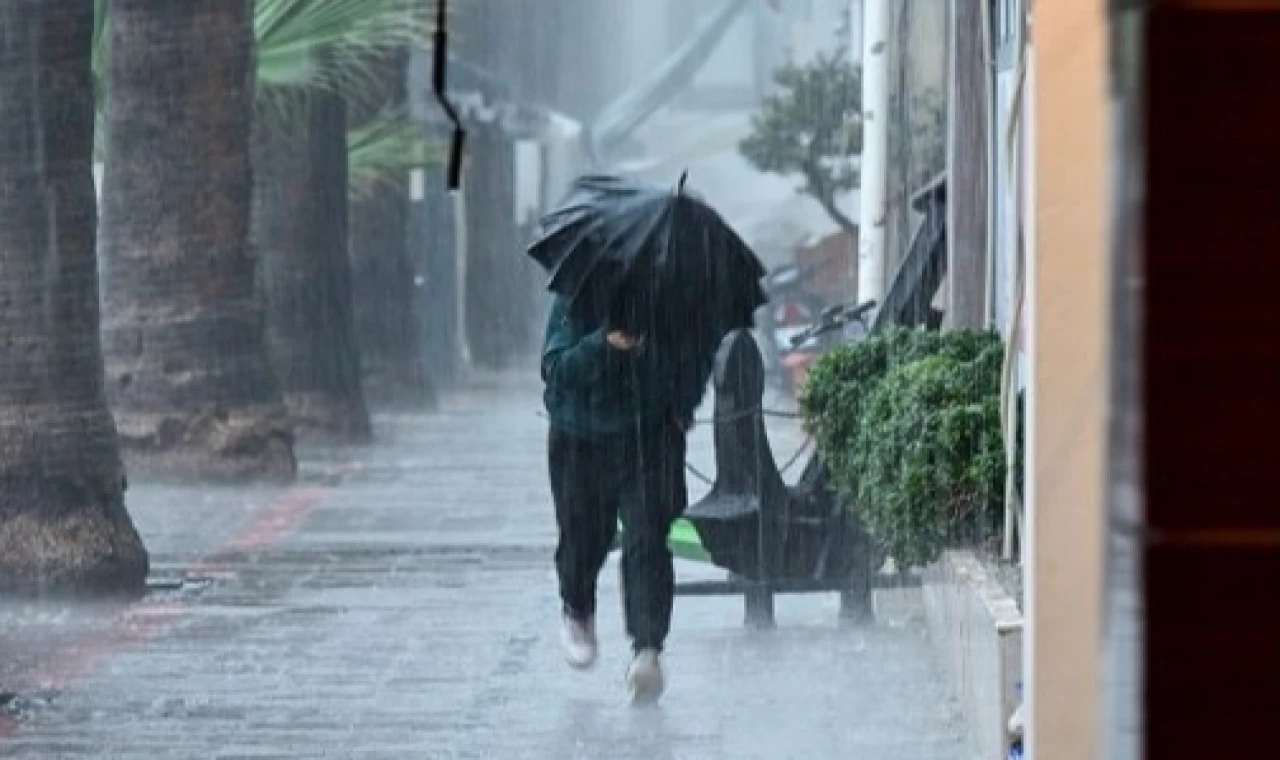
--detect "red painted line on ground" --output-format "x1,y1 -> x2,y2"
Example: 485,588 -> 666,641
204,486 -> 330,559
5,486 -> 332,705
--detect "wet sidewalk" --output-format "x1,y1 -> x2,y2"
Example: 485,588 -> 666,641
2,372 -> 967,759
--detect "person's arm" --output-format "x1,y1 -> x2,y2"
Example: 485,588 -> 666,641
669,349 -> 716,431
541,299 -> 629,389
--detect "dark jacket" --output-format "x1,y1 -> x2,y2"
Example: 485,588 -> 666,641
541,296 -> 714,439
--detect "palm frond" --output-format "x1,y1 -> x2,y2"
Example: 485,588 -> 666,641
347,110 -> 439,199
255,0 -> 430,94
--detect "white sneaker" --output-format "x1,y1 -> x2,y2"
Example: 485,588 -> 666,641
560,613 -> 598,670
626,649 -> 665,705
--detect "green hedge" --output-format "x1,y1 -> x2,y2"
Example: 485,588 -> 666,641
802,327 -> 1016,567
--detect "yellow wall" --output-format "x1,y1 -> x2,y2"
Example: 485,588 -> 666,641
1026,1 -> 1108,758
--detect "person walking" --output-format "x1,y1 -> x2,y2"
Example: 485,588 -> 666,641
542,293 -> 714,704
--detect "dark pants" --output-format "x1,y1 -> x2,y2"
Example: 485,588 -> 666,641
549,422 -> 687,652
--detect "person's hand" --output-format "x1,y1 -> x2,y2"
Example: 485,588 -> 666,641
606,331 -> 639,351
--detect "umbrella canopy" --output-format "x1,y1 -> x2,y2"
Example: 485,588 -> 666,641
526,173 -> 768,342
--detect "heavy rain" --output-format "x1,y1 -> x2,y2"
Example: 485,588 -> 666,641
3,1 -> 1278,759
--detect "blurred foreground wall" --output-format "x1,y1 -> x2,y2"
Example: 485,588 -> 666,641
1026,1 -> 1108,758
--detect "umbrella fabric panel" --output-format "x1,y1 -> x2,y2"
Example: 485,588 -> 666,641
527,173 -> 767,341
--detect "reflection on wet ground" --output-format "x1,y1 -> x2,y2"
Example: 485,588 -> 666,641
2,372 -> 966,759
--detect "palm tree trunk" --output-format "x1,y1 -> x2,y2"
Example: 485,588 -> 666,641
351,183 -> 431,405
462,123 -> 537,369
254,87 -> 371,441
99,0 -> 295,482
348,48 -> 433,408
0,0 -> 147,596
456,3 -> 541,369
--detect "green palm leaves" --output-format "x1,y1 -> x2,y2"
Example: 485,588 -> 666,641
347,110 -> 439,197
255,0 -> 425,94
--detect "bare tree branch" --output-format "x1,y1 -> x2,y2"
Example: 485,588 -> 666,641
802,140 -> 858,236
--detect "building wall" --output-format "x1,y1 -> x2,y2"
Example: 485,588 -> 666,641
882,0 -> 949,284
945,0 -> 991,328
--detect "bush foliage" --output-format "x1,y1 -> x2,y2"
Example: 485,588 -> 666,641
802,327 -> 1015,567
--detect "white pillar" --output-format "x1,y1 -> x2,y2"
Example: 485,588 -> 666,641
452,175 -> 471,367
857,0 -> 889,303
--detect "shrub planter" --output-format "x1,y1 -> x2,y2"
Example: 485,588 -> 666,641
923,549 -> 1023,760
802,327 -> 1025,757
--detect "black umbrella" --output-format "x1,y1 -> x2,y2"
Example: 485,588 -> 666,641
526,173 -> 767,341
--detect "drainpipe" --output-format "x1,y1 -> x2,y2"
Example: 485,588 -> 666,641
857,0 -> 890,304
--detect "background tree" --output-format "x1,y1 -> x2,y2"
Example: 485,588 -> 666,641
0,0 -> 147,595
93,0 -> 430,447
92,0 -> 431,182
250,0 -> 429,433
455,0 -> 544,370
347,47 -> 435,408
99,0 -> 296,482
462,121 -> 535,369
254,77 -> 371,441
739,50 -> 863,235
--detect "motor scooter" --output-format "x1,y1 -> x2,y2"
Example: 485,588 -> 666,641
778,300 -> 878,394
758,263 -> 827,394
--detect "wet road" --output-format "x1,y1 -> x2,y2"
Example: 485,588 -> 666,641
2,372 -> 967,759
